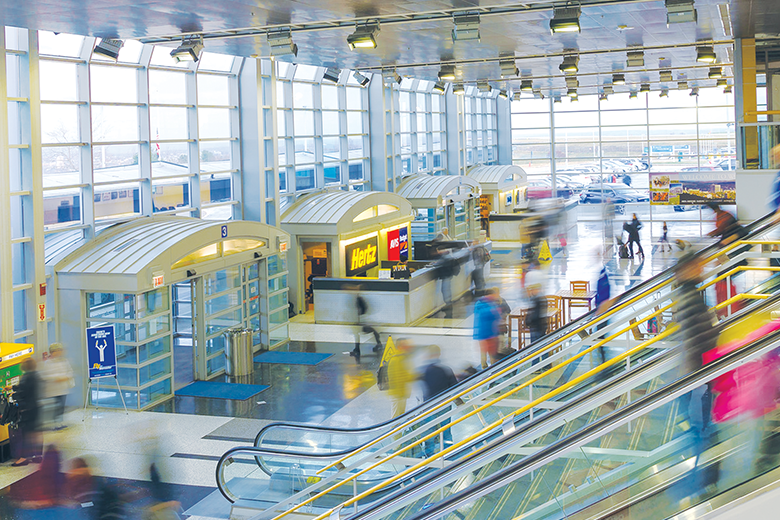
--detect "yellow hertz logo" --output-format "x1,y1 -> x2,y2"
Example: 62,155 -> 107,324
351,243 -> 377,271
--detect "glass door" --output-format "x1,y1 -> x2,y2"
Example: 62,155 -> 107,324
172,282 -> 196,390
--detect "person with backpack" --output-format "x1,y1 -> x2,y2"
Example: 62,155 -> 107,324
421,345 -> 458,456
349,285 -> 382,362
435,249 -> 460,319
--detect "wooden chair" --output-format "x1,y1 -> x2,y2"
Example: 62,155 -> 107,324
544,295 -> 563,333
568,280 -> 593,320
508,311 -> 529,351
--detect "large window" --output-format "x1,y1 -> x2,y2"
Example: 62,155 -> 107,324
464,88 -> 498,168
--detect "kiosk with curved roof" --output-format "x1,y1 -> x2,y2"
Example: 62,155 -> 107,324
467,164 -> 528,215
281,190 -> 412,313
53,216 -> 290,410
397,174 -> 481,241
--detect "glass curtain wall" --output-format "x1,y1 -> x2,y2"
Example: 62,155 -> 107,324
511,88 -> 736,237
269,62 -> 370,213
394,78 -> 447,178
463,87 -> 499,168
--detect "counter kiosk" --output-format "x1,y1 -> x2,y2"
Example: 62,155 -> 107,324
396,174 -> 482,243
281,190 -> 413,315
466,164 -> 528,235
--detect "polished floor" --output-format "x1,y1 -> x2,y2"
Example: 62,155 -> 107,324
0,222 -> 714,519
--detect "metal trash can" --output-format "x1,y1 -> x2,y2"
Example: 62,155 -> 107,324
224,328 -> 253,376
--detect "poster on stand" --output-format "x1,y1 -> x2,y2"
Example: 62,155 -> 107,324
650,172 -> 736,205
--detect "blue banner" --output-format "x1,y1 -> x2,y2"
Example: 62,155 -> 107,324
86,325 -> 117,379
399,226 -> 409,260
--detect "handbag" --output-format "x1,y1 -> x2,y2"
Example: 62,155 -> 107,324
376,364 -> 389,391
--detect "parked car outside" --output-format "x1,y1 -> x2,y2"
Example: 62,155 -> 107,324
579,183 -> 650,214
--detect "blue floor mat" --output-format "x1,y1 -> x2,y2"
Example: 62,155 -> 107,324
491,249 -> 513,254
254,350 -> 333,365
175,381 -> 269,400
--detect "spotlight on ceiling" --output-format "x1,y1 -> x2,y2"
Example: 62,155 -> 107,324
500,57 -> 519,78
696,45 -> 717,63
323,67 -> 341,83
723,85 -> 732,94
93,38 -> 124,60
690,86 -> 699,96
520,80 -> 534,92
498,89 -> 509,99
665,0 -> 697,25
452,12 -> 481,42
534,89 -> 545,100
559,55 -> 579,74
432,81 -> 446,94
568,88 -> 578,99
438,65 -> 457,82
599,93 -> 608,101
453,83 -> 465,95
268,28 -> 297,58
660,70 -> 673,82
708,66 -> 723,79
565,76 -> 579,88
716,78 -> 727,87
550,6 -> 582,34
678,80 -> 688,89
382,69 -> 401,85
554,95 -> 562,103
640,83 -> 650,93
603,85 -> 614,95
660,88 -> 669,97
477,80 -> 492,93
629,90 -> 638,99
612,73 -> 626,85
627,50 -> 645,67
513,92 -> 523,101
353,71 -> 370,86
170,36 -> 204,63
347,21 -> 380,50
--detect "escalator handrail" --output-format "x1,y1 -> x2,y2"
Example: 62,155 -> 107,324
365,319 -> 780,520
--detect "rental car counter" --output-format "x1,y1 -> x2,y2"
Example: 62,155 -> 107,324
281,190 -> 414,315
311,242 -> 487,326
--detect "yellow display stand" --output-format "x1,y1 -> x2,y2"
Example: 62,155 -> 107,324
0,343 -> 33,453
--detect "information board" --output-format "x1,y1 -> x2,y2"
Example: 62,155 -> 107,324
86,324 -> 117,379
650,172 -> 736,205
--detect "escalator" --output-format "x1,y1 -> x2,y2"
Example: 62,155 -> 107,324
216,212 -> 780,519
346,292 -> 780,520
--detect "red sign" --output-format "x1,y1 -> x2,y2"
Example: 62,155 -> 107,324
279,242 -> 289,253
388,229 -> 400,262
38,304 -> 46,322
152,274 -> 164,288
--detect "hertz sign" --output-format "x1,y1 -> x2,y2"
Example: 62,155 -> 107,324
345,236 -> 379,276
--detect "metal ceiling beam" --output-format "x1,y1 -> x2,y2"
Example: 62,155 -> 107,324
138,0 -> 657,44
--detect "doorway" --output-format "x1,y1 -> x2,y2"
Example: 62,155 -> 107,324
301,241 -> 330,311
172,281 -> 197,390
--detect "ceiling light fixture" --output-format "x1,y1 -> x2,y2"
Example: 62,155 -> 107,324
170,36 -> 204,62
708,66 -> 723,79
559,54 -> 579,74
347,21 -> 380,50
267,28 -> 297,58
453,83 -> 465,95
660,70 -> 673,82
500,57 -> 519,78
627,50 -> 645,67
432,81 -> 446,94
599,93 -> 608,101
612,73 -> 625,85
678,80 -> 688,89
353,71 -> 370,87
498,89 -> 509,99
565,76 -> 579,88
520,80 -> 534,92
568,88 -> 578,99
550,6 -> 582,34
640,83 -> 650,93
690,87 -> 699,96
452,12 -> 481,41
716,78 -> 727,87
666,0 -> 697,25
603,85 -> 614,95
696,45 -> 717,63
629,91 -> 638,99
477,80 -> 492,93
660,88 -> 669,97
438,65 -> 457,82
93,38 -> 124,60
382,69 -> 401,85
322,67 -> 341,83
554,95 -> 562,103
723,85 -> 732,94
513,92 -> 523,101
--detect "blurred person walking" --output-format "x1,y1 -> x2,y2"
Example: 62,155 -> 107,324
40,343 -> 74,430
435,249 -> 460,319
421,345 -> 458,456
387,340 -> 415,418
623,213 -> 644,258
525,270 -> 548,366
707,203 -> 745,246
594,264 -> 612,365
603,198 -> 616,254
470,243 -> 490,297
434,227 -> 452,241
349,285 -> 382,362
659,222 -> 672,252
11,358 -> 42,467
473,291 -> 501,369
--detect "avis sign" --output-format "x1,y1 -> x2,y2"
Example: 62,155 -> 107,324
387,227 -> 409,262
345,236 -> 379,276
86,324 -> 117,379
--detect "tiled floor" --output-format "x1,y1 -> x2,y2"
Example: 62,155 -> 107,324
0,223 -> 705,519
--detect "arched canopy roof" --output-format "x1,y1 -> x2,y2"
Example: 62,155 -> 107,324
396,174 -> 481,208
466,165 -> 527,192
55,216 -> 289,293
281,190 -> 412,237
